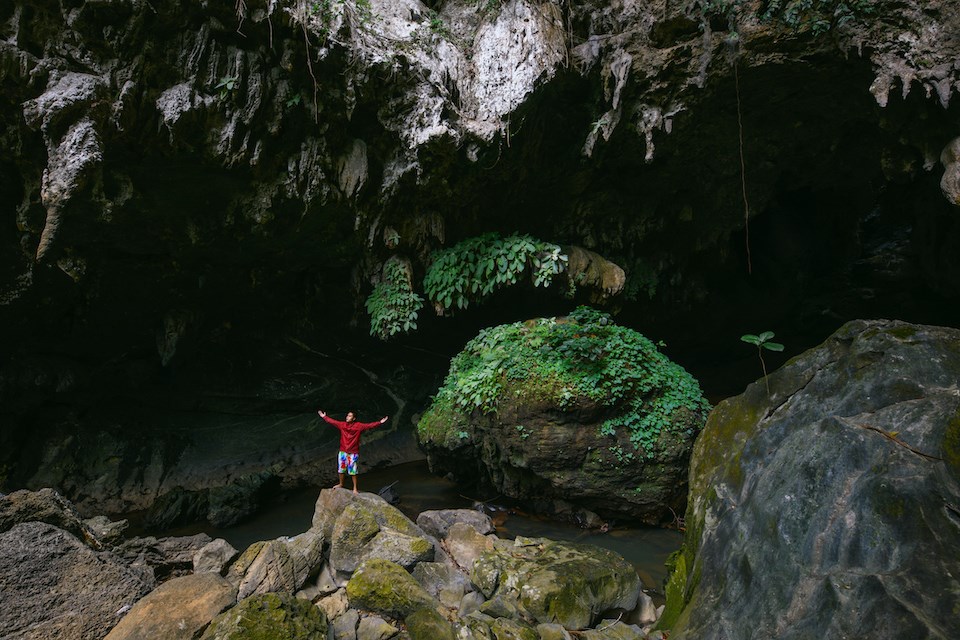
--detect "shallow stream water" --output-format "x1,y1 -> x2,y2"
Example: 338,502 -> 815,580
166,460 -> 682,591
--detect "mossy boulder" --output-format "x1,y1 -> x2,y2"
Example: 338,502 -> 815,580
406,607 -> 456,640
471,537 -> 639,630
417,308 -> 710,523
313,489 -> 424,540
345,558 -> 439,619
579,620 -> 644,640
200,592 -> 327,640
664,320 -> 960,639
321,491 -> 436,573
489,617 -> 540,640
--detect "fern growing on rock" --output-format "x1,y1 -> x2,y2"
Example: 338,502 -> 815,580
365,258 -> 423,340
422,233 -> 567,315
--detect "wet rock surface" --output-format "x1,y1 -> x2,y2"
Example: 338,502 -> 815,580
664,319 -> 960,639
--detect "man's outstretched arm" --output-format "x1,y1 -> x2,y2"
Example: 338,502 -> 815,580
317,410 -> 347,428
357,416 -> 389,431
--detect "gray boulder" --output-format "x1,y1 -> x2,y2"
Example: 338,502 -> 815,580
104,572 -> 237,640
0,521 -> 152,640
314,488 -> 428,539
664,320 -> 960,639
0,487 -> 102,547
193,537 -> 239,574
472,537 -> 640,630
117,532 -> 214,581
536,623 -> 573,640
488,617 -> 539,640
317,588 -> 350,622
444,522 -> 495,572
333,608 -> 360,640
357,615 -> 400,640
579,621 -> 645,640
459,613 -> 497,640
83,515 -> 129,546
416,509 -> 495,539
230,530 -> 324,599
412,561 -> 471,609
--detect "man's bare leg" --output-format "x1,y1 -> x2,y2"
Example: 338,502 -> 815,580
352,474 -> 358,494
334,473 -> 345,489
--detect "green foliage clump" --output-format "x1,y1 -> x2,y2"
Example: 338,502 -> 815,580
423,233 -> 567,315
215,75 -> 238,101
418,307 -> 711,458
427,10 -> 450,38
365,259 -> 423,340
690,0 -> 877,35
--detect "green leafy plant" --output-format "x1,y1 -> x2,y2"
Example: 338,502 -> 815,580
285,93 -> 303,108
423,233 -> 568,315
741,331 -> 785,395
427,10 -> 450,38
418,306 -> 711,460
215,75 -> 239,101
365,259 -> 423,340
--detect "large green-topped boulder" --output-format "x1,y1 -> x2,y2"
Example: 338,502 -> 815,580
418,307 -> 710,523
663,319 -> 960,639
313,489 -> 437,574
471,537 -> 640,630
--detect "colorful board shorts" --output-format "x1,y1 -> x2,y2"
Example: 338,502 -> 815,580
338,451 -> 359,475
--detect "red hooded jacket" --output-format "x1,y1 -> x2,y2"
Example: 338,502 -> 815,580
321,414 -> 382,454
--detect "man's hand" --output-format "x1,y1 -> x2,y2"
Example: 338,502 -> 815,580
380,416 -> 389,423
318,410 -> 326,418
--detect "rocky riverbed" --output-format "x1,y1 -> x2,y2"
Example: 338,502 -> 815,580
1,486 -> 664,640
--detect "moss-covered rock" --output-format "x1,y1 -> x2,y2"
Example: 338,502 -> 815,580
322,490 -> 436,574
406,607 -> 456,640
665,320 -> 960,639
417,308 -> 709,523
578,620 -> 644,640
345,558 -> 439,619
200,592 -> 327,640
488,617 -> 540,640
471,536 -> 639,630
314,489 -> 425,541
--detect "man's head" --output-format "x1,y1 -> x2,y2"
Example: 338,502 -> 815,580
345,411 -> 356,422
